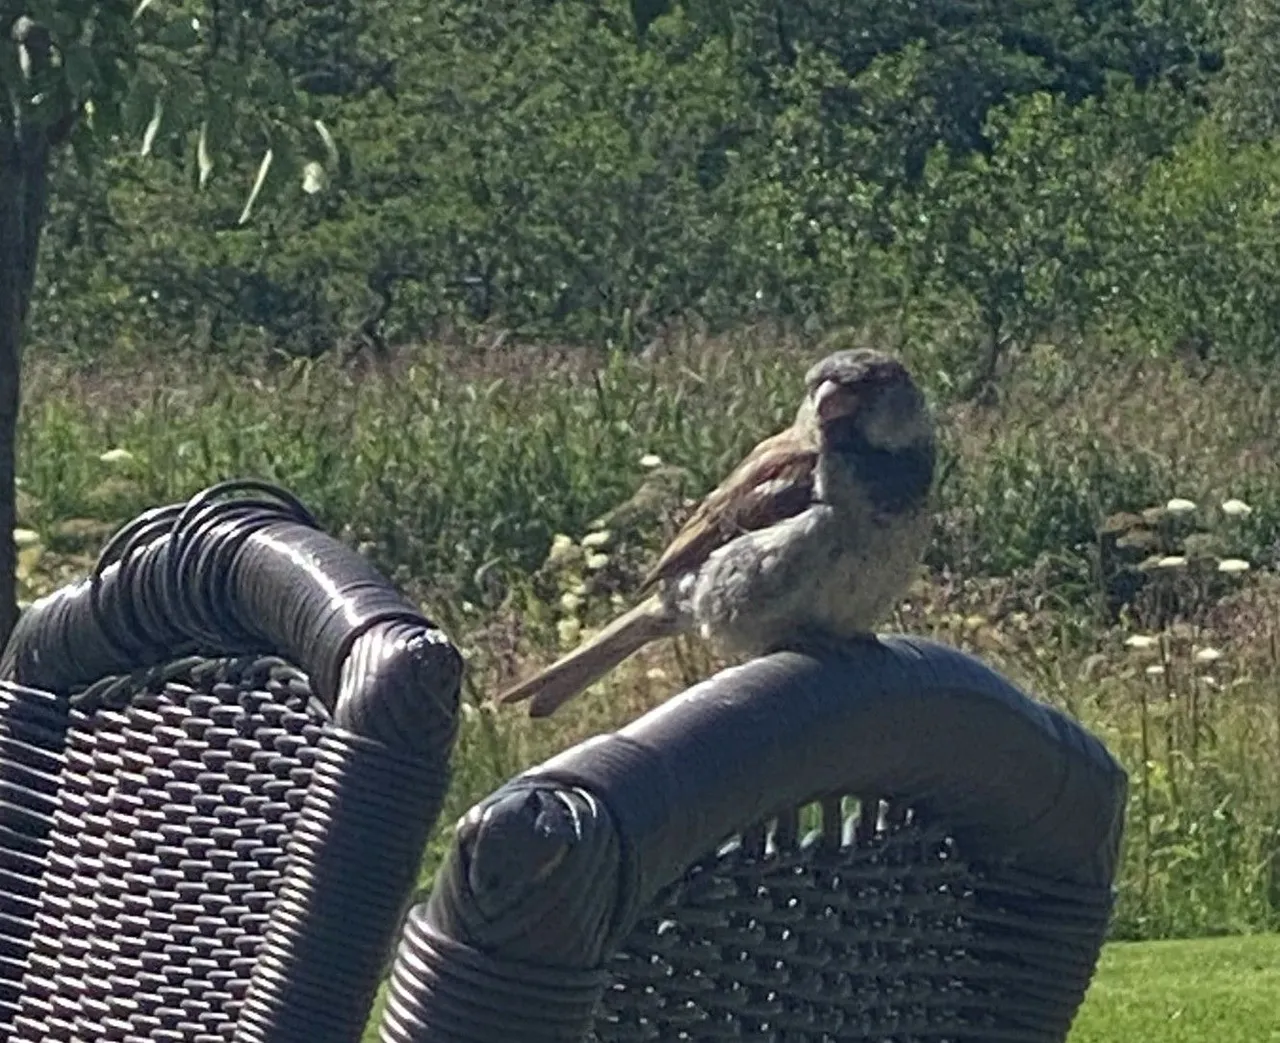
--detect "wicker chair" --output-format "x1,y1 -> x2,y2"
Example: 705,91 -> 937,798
379,636 -> 1126,1043
0,480 -> 463,1042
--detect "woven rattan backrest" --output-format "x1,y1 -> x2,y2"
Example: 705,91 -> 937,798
594,797 -> 1111,1041
379,637 -> 1125,1043
0,481 -> 463,1043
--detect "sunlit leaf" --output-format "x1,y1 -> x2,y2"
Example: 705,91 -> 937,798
196,120 -> 213,187
238,148 -> 274,225
139,97 -> 163,157
16,546 -> 42,584
315,119 -> 340,168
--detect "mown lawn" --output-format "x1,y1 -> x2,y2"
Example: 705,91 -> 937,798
1070,933 -> 1280,1042
363,933 -> 1280,1041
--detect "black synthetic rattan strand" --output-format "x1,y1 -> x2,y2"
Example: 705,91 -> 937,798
8,660 -> 325,1042
0,683 -> 68,1031
588,804 -> 1110,1043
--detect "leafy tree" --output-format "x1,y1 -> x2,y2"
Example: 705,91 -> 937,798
10,0 -> 1244,391
1117,120 -> 1280,362
0,1 -> 330,646
897,85 -> 1191,396
1215,0 -> 1280,140
686,0 -> 1219,179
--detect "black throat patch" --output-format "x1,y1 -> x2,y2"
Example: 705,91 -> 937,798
826,420 -> 935,515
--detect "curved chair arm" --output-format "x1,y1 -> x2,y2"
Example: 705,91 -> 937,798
2,479 -> 460,753
381,636 -> 1126,1042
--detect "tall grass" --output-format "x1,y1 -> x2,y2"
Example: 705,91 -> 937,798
16,332 -> 1280,940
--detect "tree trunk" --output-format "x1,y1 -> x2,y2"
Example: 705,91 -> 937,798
0,157 -> 52,651
1,159 -> 54,650
0,17 -> 62,652
0,159 -> 23,652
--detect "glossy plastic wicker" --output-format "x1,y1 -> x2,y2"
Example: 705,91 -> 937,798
380,637 -> 1126,1043
0,481 -> 463,1042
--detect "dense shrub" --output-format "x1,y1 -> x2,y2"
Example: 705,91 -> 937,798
25,0 -> 1251,364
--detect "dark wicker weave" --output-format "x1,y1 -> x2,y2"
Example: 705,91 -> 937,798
380,637 -> 1126,1043
0,481 -> 463,1042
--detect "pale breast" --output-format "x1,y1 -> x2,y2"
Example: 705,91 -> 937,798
687,501 -> 930,657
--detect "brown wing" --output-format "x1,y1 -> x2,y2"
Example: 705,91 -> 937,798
637,429 -> 818,593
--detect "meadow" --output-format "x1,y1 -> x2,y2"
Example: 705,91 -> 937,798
16,330 -> 1280,953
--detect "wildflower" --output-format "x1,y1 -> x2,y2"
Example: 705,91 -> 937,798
581,530 -> 611,549
1221,498 -> 1252,518
1155,555 -> 1187,569
646,668 -> 667,682
1125,634 -> 1158,650
585,552 -> 610,571
1193,647 -> 1223,663
557,618 -> 581,648
301,161 -> 326,195
559,591 -> 583,614
99,448 -> 135,465
546,533 -> 576,567
1218,558 -> 1251,575
639,453 -> 663,469
12,528 -> 40,549
1166,498 -> 1197,515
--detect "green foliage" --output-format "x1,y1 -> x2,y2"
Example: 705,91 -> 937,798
1113,122 -> 1280,362
21,0 -> 1257,362
0,0 -> 335,209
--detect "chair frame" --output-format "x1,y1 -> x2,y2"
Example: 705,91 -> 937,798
0,480 -> 463,1042
380,636 -> 1126,1043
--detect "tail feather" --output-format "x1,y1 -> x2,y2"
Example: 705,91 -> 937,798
497,596 -> 683,717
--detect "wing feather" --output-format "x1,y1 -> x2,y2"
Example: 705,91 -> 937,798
638,431 -> 817,593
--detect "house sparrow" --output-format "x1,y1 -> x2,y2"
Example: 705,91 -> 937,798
497,349 -> 936,718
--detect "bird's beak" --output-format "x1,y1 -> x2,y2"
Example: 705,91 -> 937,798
814,380 -> 860,424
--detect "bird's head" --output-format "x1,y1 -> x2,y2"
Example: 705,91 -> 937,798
803,349 -> 933,454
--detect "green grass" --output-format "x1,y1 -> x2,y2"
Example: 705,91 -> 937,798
1070,933 -> 1280,1041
